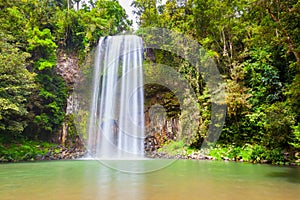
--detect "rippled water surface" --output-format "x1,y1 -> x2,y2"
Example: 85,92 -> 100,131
0,160 -> 299,200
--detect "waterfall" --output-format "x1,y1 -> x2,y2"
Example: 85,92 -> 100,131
87,35 -> 145,159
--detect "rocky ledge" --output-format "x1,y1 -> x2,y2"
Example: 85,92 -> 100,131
34,146 -> 86,161
146,151 -> 215,160
145,150 -> 300,166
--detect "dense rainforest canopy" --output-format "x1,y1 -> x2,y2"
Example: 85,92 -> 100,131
132,0 -> 300,163
0,0 -> 299,163
0,0 -> 129,139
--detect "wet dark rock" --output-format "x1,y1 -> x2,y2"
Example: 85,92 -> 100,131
35,154 -> 43,160
222,156 -> 230,161
50,156 -> 56,160
35,146 -> 86,161
45,152 -> 51,157
261,160 -> 269,164
205,156 -> 214,160
144,135 -> 159,152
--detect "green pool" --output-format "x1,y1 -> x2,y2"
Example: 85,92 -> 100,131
0,160 -> 299,200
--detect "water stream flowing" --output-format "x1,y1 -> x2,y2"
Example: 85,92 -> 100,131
87,35 -> 145,158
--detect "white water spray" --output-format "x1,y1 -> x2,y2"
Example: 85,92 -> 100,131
87,35 -> 145,158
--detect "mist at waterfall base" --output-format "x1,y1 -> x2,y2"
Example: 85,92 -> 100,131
86,35 -> 145,159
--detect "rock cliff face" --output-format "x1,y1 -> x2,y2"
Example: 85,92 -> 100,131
56,52 -> 79,115
56,52 -> 79,87
55,51 -> 82,148
144,84 -> 181,153
144,114 -> 179,152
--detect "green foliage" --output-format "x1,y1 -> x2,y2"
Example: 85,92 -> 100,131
158,140 -> 186,156
249,145 -> 286,165
25,70 -> 67,140
263,102 -> 295,148
133,0 -> 300,158
132,0 -> 159,26
290,123 -> 300,149
0,0 -> 298,164
65,114 -> 77,139
244,48 -> 283,105
54,9 -> 85,50
0,140 -> 57,162
27,27 -> 57,70
209,144 -> 252,162
54,0 -> 130,52
209,144 -> 286,164
286,74 -> 300,118
0,0 -> 131,150
79,0 -> 130,51
0,32 -> 36,136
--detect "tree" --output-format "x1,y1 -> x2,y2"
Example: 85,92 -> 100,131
133,0 -> 300,153
0,32 -> 36,137
132,0 -> 159,26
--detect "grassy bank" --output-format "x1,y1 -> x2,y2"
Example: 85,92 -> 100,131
0,140 -> 85,162
155,141 -> 300,166
0,140 -> 56,162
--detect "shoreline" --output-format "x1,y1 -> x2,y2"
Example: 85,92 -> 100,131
145,150 -> 300,167
1,144 -> 300,167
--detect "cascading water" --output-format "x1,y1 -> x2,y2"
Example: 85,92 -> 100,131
87,35 -> 145,159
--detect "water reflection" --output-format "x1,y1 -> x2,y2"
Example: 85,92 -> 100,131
97,158 -> 177,174
83,161 -> 145,200
0,160 -> 299,200
266,166 -> 300,184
